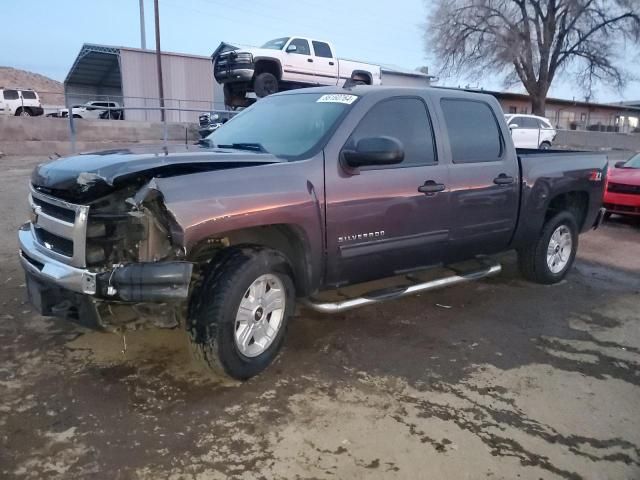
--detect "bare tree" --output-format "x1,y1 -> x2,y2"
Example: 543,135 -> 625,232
427,0 -> 640,115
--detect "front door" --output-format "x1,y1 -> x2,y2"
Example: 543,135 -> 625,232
509,116 -> 540,148
439,98 -> 519,261
325,96 -> 450,286
283,38 -> 316,84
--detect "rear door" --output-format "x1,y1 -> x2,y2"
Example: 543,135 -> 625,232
311,41 -> 338,85
439,97 -> 519,261
325,95 -> 450,286
283,38 -> 316,83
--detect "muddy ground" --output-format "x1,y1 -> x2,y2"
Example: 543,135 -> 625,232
1,155 -> 639,479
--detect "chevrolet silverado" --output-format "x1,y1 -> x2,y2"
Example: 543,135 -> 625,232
18,86 -> 607,380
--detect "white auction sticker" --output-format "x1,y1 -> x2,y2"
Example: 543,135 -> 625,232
316,94 -> 359,104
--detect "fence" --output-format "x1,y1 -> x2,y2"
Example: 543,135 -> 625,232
14,91 -> 238,154
546,109 -> 640,134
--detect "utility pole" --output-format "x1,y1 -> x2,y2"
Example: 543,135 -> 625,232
139,0 -> 146,49
154,0 -> 165,122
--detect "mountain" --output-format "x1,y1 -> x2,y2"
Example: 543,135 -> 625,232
0,67 -> 64,105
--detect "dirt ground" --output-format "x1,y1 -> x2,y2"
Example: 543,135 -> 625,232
1,155 -> 639,480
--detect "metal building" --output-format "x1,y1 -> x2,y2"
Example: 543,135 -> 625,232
65,44 -> 224,122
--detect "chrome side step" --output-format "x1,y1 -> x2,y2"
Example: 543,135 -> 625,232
302,259 -> 501,313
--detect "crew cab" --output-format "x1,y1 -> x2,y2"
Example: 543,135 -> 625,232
505,114 -> 557,149
213,37 -> 381,108
18,86 -> 607,381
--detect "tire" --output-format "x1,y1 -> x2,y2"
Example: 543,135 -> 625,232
16,108 -> 31,117
539,141 -> 551,150
253,72 -> 279,98
603,211 -> 612,221
517,211 -> 579,284
188,246 -> 295,380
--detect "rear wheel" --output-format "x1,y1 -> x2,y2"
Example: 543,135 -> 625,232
188,246 -> 295,380
517,211 -> 579,284
539,141 -> 552,150
253,72 -> 279,98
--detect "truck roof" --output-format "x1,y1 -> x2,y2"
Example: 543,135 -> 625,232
274,85 -> 497,103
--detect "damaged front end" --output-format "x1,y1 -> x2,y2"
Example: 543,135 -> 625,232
20,178 -> 193,331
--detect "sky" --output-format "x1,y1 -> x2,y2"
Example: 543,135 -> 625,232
1,0 -> 638,103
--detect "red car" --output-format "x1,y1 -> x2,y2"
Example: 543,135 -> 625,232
604,152 -> 640,218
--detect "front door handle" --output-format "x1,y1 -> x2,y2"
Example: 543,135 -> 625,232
418,181 -> 446,195
493,174 -> 514,185
329,61 -> 335,66
307,58 -> 314,62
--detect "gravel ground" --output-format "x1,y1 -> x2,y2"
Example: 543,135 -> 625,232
1,155 -> 639,480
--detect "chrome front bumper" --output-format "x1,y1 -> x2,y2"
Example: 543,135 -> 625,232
18,224 -> 97,295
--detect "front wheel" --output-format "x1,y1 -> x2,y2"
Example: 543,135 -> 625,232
188,246 -> 295,380
517,211 -> 579,284
253,72 -> 278,98
16,108 -> 31,117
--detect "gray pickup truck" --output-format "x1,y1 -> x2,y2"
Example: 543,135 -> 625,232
18,86 -> 607,380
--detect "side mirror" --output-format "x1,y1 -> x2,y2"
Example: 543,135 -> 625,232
342,136 -> 404,168
286,44 -> 297,53
509,123 -> 519,130
615,161 -> 626,168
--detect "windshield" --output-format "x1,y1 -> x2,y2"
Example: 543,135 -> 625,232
207,93 -> 357,159
623,153 -> 640,168
261,37 -> 289,50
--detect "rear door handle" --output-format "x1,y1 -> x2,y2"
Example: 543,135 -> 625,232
418,181 -> 446,195
493,174 -> 514,185
329,61 -> 335,65
307,58 -> 313,62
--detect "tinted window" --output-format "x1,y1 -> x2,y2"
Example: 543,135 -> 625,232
21,91 -> 37,99
348,97 -> 437,167
312,41 -> 333,58
288,38 -> 310,55
520,117 -> 540,129
2,89 -> 19,100
441,99 -> 502,163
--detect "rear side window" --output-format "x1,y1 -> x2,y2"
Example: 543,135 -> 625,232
519,117 -> 540,129
21,91 -> 37,99
441,99 -> 502,163
538,118 -> 552,129
348,97 -> 437,168
312,41 -> 333,58
2,89 -> 19,100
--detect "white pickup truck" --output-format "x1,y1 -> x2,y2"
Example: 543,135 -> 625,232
213,37 -> 381,108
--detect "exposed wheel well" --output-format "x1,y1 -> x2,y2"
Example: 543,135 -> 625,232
254,60 -> 281,80
351,70 -> 373,85
188,224 -> 312,296
545,191 -> 589,230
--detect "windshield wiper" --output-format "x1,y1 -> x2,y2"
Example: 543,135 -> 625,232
216,142 -> 269,153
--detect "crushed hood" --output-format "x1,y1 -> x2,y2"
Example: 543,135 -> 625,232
31,143 -> 281,202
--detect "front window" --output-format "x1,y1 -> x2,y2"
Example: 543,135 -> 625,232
207,93 -> 357,159
622,153 -> 640,168
261,37 -> 289,50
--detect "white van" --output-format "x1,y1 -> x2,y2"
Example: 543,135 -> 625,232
505,114 -> 557,149
0,88 -> 44,116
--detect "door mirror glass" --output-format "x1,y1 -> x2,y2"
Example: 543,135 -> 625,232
343,136 -> 404,168
286,44 -> 297,53
615,161 -> 627,168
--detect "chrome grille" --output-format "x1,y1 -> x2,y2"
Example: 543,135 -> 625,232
29,186 -> 89,267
